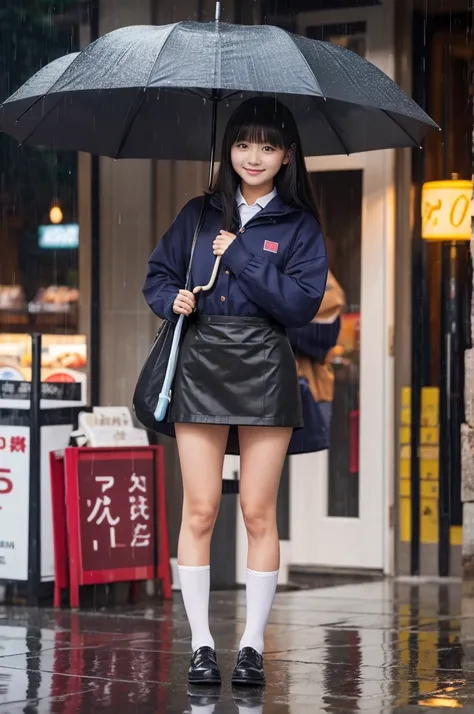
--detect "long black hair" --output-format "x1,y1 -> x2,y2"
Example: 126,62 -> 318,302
210,97 -> 321,231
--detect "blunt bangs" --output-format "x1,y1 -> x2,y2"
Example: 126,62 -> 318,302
232,121 -> 286,149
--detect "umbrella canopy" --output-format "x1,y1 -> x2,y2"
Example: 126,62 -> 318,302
0,20 -> 437,160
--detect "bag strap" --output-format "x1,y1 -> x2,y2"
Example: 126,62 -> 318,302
184,195 -> 209,291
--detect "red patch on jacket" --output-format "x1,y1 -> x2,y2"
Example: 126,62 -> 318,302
263,240 -> 278,254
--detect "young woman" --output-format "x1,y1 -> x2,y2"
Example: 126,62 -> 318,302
143,97 -> 328,687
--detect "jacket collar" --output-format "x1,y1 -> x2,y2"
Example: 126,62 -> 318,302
209,191 -> 298,219
235,186 -> 278,210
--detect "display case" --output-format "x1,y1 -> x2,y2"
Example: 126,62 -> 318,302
0,333 -> 87,394
0,284 -> 79,334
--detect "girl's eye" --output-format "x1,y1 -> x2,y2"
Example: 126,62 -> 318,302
236,143 -> 248,149
263,146 -> 276,152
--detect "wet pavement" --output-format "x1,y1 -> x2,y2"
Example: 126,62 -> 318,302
0,579 -> 472,712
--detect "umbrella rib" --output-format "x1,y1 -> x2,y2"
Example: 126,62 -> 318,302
380,109 -> 421,148
17,93 -> 64,147
310,97 -> 351,156
12,50 -> 85,125
115,88 -> 147,158
10,91 -> 54,123
143,23 -> 179,90
278,28 -> 326,98
315,40 -> 426,144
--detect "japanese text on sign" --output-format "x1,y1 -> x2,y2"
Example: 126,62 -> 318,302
129,474 -> 151,547
0,436 -> 27,453
0,426 -> 30,581
77,453 -> 156,574
85,472 -> 152,551
86,476 -> 120,550
421,180 -> 472,241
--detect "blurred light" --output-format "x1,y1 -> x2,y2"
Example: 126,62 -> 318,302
38,224 -> 79,249
419,692 -> 462,708
49,205 -> 63,224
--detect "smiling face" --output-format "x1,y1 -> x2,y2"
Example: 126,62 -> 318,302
215,98 -> 307,229
230,140 -> 290,194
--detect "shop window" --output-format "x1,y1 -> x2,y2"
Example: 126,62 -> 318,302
0,3 -> 82,338
0,2 -> 86,386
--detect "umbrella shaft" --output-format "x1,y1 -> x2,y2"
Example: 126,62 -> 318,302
207,94 -> 218,189
215,2 -> 221,21
199,95 -> 220,294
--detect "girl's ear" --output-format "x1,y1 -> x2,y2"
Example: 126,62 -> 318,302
282,143 -> 295,165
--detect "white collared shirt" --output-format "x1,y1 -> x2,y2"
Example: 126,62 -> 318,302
236,186 -> 278,227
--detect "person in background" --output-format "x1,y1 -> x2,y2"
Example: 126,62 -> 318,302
287,269 -> 345,453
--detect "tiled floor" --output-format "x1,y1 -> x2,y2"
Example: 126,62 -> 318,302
0,580 -> 472,712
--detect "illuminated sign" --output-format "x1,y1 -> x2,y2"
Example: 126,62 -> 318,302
421,179 -> 471,242
38,223 -> 79,249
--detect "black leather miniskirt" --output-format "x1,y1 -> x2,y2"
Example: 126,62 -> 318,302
169,314 -> 303,428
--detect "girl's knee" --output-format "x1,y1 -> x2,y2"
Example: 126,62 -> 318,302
241,501 -> 276,539
183,501 -> 219,539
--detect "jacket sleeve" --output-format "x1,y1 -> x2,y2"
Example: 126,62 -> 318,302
222,214 -> 328,328
287,318 -> 341,361
142,199 -> 199,322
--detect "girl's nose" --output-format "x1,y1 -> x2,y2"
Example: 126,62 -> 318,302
248,150 -> 261,165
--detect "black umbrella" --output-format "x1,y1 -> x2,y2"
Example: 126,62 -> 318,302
0,3 -> 438,423
1,4 -> 437,163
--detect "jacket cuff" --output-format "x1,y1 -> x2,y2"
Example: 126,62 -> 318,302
223,237 -> 253,277
163,295 -> 178,323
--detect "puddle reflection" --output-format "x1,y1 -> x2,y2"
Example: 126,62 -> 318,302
0,583 -> 471,713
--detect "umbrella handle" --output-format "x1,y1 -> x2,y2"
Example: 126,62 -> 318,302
154,312 -> 185,421
155,256 -> 219,421
195,256 -> 221,292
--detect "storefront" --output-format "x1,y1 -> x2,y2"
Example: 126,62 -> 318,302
237,0 -> 472,583
2,0 -> 471,583
399,0 -> 472,578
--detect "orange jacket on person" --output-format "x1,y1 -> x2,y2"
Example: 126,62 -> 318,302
289,271 -> 346,403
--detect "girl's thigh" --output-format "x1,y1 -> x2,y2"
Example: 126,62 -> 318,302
175,423 -> 229,508
238,426 -> 292,511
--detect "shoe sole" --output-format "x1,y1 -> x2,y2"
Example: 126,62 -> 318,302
188,677 -> 222,686
231,677 -> 266,687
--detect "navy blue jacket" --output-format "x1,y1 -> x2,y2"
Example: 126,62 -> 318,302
143,193 -> 328,329
287,318 -> 341,363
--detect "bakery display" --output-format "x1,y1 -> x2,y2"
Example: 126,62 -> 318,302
0,285 -> 27,311
0,334 -> 87,384
29,285 -> 79,313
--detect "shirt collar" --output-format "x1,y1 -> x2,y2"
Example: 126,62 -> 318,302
236,186 -> 278,209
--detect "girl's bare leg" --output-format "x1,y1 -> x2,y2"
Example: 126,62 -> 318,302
176,423 -> 228,652
237,425 -> 292,655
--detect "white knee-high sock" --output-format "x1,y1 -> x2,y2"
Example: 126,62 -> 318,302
239,568 -> 279,655
236,706 -> 263,714
178,565 -> 215,652
190,705 -> 216,714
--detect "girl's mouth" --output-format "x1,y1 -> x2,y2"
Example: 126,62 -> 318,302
244,168 -> 264,176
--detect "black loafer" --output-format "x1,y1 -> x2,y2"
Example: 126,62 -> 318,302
231,647 -> 266,687
188,646 -> 221,685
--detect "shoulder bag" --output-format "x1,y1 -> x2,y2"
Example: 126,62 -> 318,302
133,196 -> 208,429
